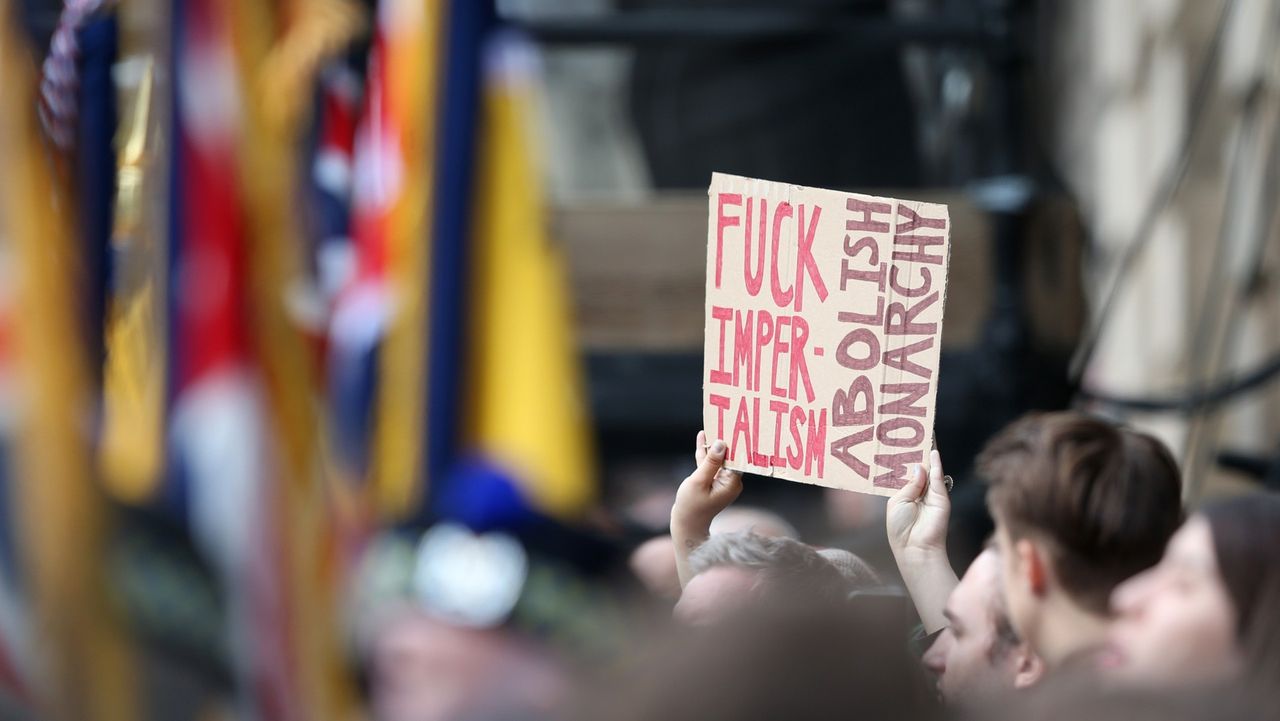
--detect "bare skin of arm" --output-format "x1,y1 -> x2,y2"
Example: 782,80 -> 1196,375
671,431 -> 743,588
885,450 -> 959,634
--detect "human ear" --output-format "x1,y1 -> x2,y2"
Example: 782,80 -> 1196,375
1012,643 -> 1045,689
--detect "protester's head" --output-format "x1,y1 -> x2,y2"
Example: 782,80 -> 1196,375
978,412 -> 1183,664
630,535 -> 683,600
709,506 -> 799,539
630,508 -> 796,603
923,548 -> 1043,706
368,607 -> 565,721
1106,493 -> 1280,687
674,531 -> 851,625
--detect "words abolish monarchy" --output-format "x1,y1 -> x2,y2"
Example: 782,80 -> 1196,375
705,189 -> 947,489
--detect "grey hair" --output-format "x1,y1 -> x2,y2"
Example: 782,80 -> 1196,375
817,548 -> 882,589
688,531 -> 856,600
709,507 -> 799,539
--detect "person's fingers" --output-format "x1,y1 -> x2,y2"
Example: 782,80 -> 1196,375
687,439 -> 728,489
694,430 -> 708,465
713,467 -> 742,490
890,463 -> 928,506
707,442 -> 736,493
712,468 -> 743,500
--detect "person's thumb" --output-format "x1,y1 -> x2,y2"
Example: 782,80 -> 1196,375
708,439 -> 727,464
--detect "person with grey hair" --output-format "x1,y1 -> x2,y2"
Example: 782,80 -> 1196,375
709,506 -> 799,539
628,504 -> 799,601
674,530 -> 854,626
670,432 -> 883,625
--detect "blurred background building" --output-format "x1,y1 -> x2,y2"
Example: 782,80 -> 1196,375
0,0 -> 1277,719
518,0 -> 1280,508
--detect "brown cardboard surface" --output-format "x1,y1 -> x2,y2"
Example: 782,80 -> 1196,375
703,173 -> 952,496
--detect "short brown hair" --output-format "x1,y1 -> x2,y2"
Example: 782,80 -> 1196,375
979,412 -> 1183,613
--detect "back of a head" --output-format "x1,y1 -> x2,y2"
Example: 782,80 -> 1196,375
688,531 -> 856,603
709,506 -> 799,539
979,412 -> 1184,613
1201,493 -> 1280,685
817,547 -> 882,589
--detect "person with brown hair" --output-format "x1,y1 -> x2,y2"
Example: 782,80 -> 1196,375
1102,493 -> 1280,688
980,411 -> 1184,669
921,547 -> 1044,706
888,453 -> 1045,705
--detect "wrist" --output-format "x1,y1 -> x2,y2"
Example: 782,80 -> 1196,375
671,502 -> 716,530
671,509 -> 714,590
893,546 -> 952,574
671,510 -> 713,541
892,551 -> 958,635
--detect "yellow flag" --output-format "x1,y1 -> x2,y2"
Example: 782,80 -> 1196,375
99,53 -> 166,503
466,40 -> 597,518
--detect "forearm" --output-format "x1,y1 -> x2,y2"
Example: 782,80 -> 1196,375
671,514 -> 713,589
892,550 -> 959,634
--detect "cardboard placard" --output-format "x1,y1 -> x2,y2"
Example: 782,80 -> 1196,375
703,173 -> 951,496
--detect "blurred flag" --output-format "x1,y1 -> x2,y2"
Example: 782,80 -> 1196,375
7,0 -> 594,716
457,34 -> 597,520
0,6 -> 34,705
169,0 -> 372,718
363,0 -> 442,520
304,62 -> 362,334
99,58 -> 168,504
0,231 -> 28,703
423,0 -> 487,509
307,0 -> 443,531
305,60 -> 377,561
327,20 -> 399,496
311,62 -> 371,486
0,1 -> 139,718
233,0 -> 368,718
170,0 -> 258,573
169,1 -> 290,720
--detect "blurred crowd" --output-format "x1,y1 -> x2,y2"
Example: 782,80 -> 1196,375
0,0 -> 1278,721
347,413 -> 1280,721
618,414 -> 1280,721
